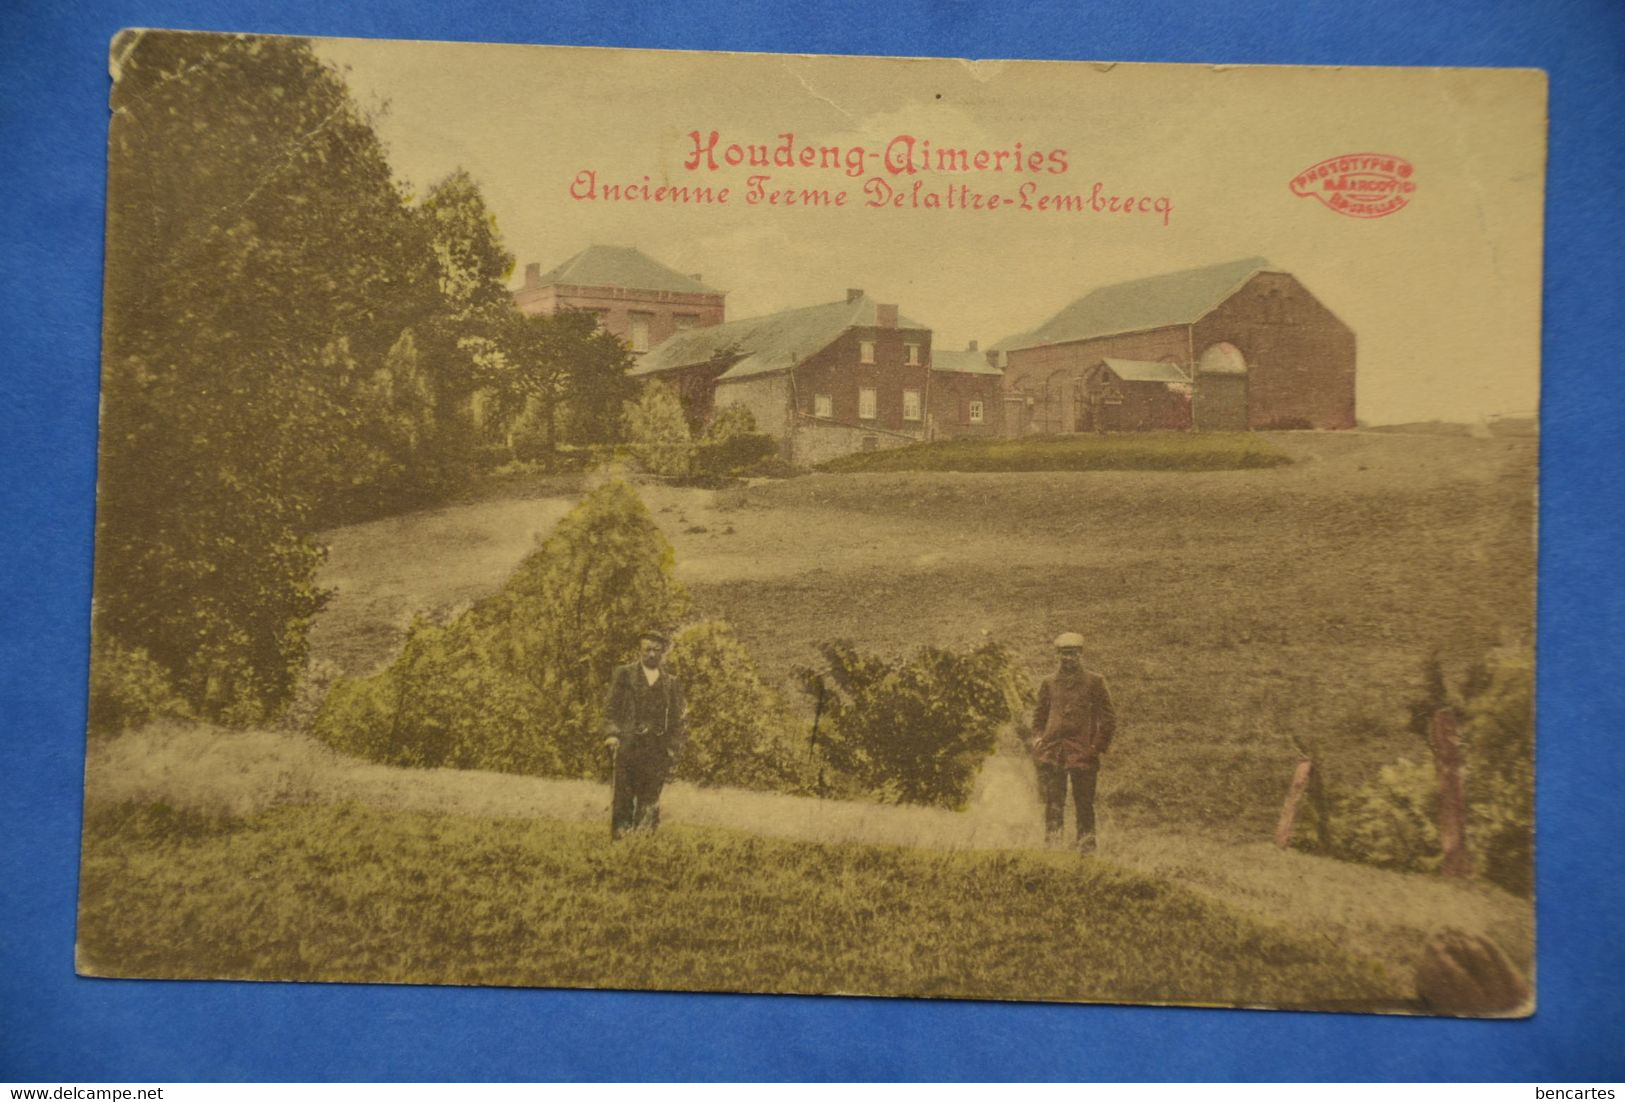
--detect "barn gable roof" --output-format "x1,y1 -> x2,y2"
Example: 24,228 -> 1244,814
633,294 -> 927,381
993,256 -> 1279,352
532,245 -> 720,295
1099,358 -> 1191,383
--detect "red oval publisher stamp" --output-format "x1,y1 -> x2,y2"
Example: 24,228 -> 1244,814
1290,152 -> 1415,218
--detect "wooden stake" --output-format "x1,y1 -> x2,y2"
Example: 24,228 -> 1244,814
1431,707 -> 1474,877
1274,758 -> 1315,849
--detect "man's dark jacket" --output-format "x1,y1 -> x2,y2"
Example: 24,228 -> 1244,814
604,662 -> 687,769
1031,665 -> 1116,769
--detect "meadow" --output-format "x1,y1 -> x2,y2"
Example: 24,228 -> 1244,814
78,801 -> 1401,1009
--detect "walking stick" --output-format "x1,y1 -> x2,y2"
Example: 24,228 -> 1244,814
606,738 -> 620,839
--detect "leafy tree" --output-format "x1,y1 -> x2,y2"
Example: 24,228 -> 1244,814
94,33 -> 525,723
624,382 -> 694,477
506,309 -> 637,461
797,641 -> 1027,808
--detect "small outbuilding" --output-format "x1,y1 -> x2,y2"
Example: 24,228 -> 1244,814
1079,359 -> 1193,432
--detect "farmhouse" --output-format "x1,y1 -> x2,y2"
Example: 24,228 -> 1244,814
631,289 -> 934,465
995,257 -> 1355,433
513,245 -> 726,354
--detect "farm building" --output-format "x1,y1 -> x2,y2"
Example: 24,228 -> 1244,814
513,245 -> 726,354
994,257 -> 1355,433
630,289 -> 934,465
928,341 -> 1004,438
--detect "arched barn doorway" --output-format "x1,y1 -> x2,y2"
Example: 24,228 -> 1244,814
1195,341 -> 1248,431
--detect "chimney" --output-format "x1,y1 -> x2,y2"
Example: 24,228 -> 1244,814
846,288 -> 865,303
877,303 -> 898,329
968,340 -> 978,352
524,262 -> 541,289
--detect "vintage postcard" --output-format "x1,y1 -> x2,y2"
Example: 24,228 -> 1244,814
79,31 -> 1544,1015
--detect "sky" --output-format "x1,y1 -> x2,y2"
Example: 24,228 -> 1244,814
316,38 -> 1546,425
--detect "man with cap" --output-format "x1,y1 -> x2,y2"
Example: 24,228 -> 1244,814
602,629 -> 687,838
1030,632 -> 1117,853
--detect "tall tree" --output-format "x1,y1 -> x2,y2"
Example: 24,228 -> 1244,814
96,32 -> 435,720
505,309 -> 637,458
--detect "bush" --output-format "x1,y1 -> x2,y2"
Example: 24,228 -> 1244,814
796,641 -> 1029,808
1323,757 -> 1441,873
1318,647 -> 1533,896
623,383 -> 693,477
690,403 -> 780,478
666,621 -> 808,792
315,480 -> 689,778
87,639 -> 193,736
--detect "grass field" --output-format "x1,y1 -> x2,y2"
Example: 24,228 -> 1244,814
78,801 -> 1402,1009
298,431 -> 1535,844
79,429 -> 1536,1004
673,432 -> 1537,840
816,432 -> 1292,473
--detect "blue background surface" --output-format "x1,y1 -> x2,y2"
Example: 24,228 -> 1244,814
3,0 -> 1621,1082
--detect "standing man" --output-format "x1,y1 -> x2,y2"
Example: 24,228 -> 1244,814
603,629 -> 687,839
1030,632 -> 1117,853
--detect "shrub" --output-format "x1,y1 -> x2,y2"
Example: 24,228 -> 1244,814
666,621 -> 808,792
1324,757 -> 1441,872
690,403 -> 779,478
315,480 -> 689,778
1318,647 -> 1534,896
623,383 -> 693,477
1460,649 -> 1534,896
87,638 -> 193,736
796,641 -> 1029,809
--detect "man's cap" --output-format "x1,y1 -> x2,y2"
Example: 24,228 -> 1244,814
1054,632 -> 1086,650
638,629 -> 671,645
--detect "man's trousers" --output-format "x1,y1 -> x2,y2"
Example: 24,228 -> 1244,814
1036,761 -> 1100,842
611,753 -> 668,838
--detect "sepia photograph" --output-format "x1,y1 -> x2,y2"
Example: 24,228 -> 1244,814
75,30 -> 1545,1018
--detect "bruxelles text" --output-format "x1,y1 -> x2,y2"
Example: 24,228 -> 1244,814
567,171 -> 1173,225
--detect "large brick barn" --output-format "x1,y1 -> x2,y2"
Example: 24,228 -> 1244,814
995,257 -> 1355,433
631,289 -> 940,464
513,245 -> 726,354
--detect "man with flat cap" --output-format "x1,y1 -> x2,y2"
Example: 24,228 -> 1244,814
1030,632 -> 1117,853
602,629 -> 687,838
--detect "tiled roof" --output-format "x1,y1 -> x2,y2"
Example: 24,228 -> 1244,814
633,295 -> 927,380
531,245 -> 719,294
1100,358 -> 1191,383
993,257 -> 1277,351
931,348 -> 1003,376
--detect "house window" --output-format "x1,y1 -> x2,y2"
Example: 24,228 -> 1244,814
859,340 -> 876,364
814,393 -> 833,418
903,389 -> 922,421
673,315 -> 697,331
629,314 -> 651,353
859,387 -> 877,420
905,343 -> 920,365
969,399 -> 985,424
